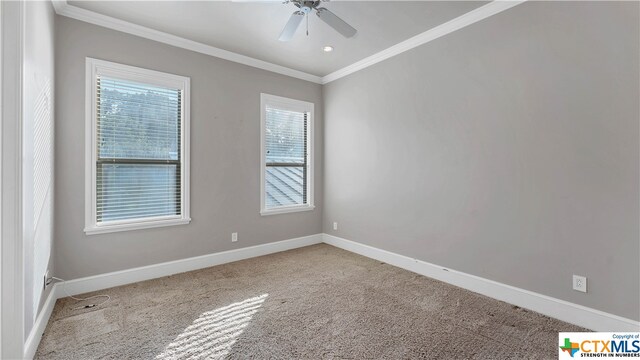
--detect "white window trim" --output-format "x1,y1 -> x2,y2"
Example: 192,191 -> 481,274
260,93 -> 314,216
84,58 -> 191,235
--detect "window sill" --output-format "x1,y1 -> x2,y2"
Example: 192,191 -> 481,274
260,205 -> 315,216
85,217 -> 191,235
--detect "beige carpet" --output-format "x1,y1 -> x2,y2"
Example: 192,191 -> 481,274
36,244 -> 584,359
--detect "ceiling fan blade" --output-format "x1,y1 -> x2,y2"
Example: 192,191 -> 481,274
279,11 -> 305,42
315,8 -> 357,38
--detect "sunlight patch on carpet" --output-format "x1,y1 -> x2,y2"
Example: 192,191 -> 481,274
156,294 -> 268,359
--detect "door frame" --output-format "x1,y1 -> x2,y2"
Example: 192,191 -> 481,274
1,0 -> 25,358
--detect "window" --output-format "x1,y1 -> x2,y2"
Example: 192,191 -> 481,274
260,93 -> 314,215
85,58 -> 190,234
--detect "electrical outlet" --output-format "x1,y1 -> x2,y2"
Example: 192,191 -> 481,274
573,275 -> 587,293
43,269 -> 51,290
231,232 -> 238,242
333,222 -> 338,231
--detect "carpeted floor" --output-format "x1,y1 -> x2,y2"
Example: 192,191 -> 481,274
36,244 -> 584,359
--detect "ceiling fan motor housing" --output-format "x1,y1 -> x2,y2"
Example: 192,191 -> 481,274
279,0 -> 357,42
295,1 -> 322,14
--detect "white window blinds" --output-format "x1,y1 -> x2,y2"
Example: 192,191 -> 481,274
264,106 -> 308,209
96,76 -> 182,223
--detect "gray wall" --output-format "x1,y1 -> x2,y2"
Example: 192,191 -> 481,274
24,0 -> 55,339
55,16 -> 323,280
323,1 -> 639,320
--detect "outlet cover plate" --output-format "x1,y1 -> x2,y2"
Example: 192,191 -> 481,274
573,275 -> 587,293
43,269 -> 51,289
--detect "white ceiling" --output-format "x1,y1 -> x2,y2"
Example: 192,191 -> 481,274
69,1 -> 486,77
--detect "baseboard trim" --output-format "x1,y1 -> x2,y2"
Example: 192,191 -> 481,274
322,233 -> 640,332
60,234 -> 322,296
23,233 -> 322,359
23,232 -> 638,358
23,286 -> 58,359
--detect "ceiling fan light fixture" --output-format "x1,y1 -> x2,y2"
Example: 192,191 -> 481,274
323,45 -> 334,52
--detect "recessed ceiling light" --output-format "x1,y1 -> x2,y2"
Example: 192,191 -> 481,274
323,46 -> 334,52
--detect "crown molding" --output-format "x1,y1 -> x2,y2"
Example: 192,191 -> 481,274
51,0 -> 323,84
321,0 -> 526,84
52,1 -> 526,86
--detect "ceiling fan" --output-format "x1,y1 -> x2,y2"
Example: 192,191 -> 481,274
277,1 -> 357,42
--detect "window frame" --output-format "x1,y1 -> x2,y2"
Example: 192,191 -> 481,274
260,93 -> 314,216
84,58 -> 191,235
